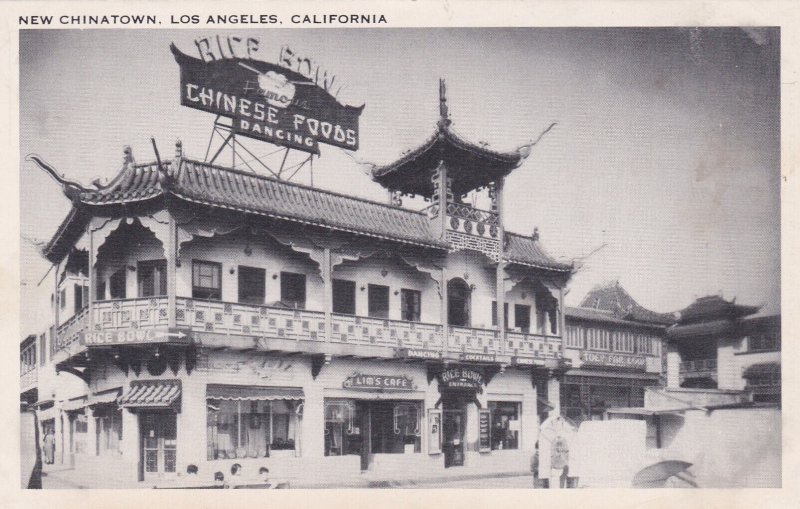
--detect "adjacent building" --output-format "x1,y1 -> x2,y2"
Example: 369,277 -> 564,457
22,84 -> 575,485
562,282 -> 673,425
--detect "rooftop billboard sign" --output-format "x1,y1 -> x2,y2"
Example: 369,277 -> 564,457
171,40 -> 363,154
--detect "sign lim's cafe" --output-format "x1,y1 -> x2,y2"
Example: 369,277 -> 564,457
27,37 -> 576,486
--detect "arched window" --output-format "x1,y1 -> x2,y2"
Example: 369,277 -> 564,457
447,278 -> 471,327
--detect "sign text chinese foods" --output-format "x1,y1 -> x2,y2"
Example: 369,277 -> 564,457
580,351 -> 646,370
343,373 -> 415,391
171,42 -> 363,154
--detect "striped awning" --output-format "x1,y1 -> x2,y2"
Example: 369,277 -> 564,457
206,384 -> 304,401
119,380 -> 181,409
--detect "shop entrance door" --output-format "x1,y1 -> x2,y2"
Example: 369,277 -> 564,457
442,409 -> 465,467
140,413 -> 177,479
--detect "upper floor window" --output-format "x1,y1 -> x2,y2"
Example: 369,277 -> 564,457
749,332 -> 780,352
613,331 -> 635,353
138,260 -> 167,298
368,284 -> 390,319
332,279 -> 356,314
514,304 -> 531,333
238,266 -> 265,305
565,325 -> 583,348
447,279 -> 471,327
109,268 -> 127,300
491,301 -> 509,328
39,334 -> 47,366
587,328 -> 610,350
401,289 -> 421,322
59,288 -> 67,309
74,283 -> 88,313
280,272 -> 306,309
192,260 -> 222,300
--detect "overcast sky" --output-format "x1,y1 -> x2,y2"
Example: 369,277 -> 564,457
19,28 -> 780,334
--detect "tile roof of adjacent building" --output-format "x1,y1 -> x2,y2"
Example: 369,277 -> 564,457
31,154 -> 571,273
675,295 -> 759,325
578,281 -> 676,326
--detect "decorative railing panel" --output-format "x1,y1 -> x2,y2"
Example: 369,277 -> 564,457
505,330 -> 562,359
95,297 -> 169,332
448,325 -> 502,355
331,314 -> 444,349
20,368 -> 38,392
176,298 -> 326,342
56,306 -> 90,351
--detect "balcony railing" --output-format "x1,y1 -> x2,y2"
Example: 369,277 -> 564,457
331,314 -> 444,349
20,367 -> 38,393
176,298 -> 326,342
56,306 -> 89,351
55,297 -> 563,361
680,358 -> 717,373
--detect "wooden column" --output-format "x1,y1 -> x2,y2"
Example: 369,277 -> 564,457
323,247 -> 332,342
441,267 -> 449,356
558,286 -> 566,338
53,260 -> 61,332
494,178 -> 506,355
87,226 -> 95,333
166,214 -> 177,328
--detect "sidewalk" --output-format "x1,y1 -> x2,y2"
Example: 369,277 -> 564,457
41,463 -> 531,489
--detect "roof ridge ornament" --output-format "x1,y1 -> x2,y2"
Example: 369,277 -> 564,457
515,122 -> 558,160
25,154 -> 88,203
438,78 -> 451,128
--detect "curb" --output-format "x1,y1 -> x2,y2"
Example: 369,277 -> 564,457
290,470 -> 531,489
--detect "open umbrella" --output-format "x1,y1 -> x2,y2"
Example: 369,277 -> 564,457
632,460 -> 696,488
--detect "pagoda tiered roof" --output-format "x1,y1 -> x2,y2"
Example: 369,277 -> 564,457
29,153 -> 572,273
369,79 -> 535,197
578,281 -> 676,326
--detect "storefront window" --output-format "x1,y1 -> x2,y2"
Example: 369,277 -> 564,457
324,399 -> 362,457
489,402 -> 520,450
95,406 -> 123,455
323,399 -> 422,456
371,401 -> 421,454
206,399 -> 299,460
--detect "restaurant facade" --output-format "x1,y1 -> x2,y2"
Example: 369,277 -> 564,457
24,64 -> 574,484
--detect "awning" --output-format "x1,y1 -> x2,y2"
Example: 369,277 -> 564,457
743,362 -> 780,378
61,397 -> 88,412
206,384 -> 304,401
89,388 -> 122,406
119,380 -> 181,409
606,406 -> 689,416
564,369 -> 660,380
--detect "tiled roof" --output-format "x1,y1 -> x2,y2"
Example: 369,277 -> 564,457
666,319 -> 734,340
38,156 -> 569,273
579,281 -> 675,326
565,306 -> 645,326
677,295 -> 759,324
504,232 -> 572,272
119,380 -> 181,409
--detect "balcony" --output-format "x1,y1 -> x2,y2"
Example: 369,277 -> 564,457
55,297 -> 563,364
20,367 -> 38,393
679,358 -> 718,384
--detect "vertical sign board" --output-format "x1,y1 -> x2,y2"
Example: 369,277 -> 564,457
428,409 -> 442,455
478,409 -> 492,452
171,43 -> 363,155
